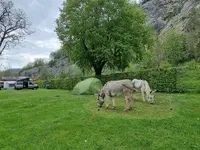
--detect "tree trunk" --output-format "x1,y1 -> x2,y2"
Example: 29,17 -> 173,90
93,64 -> 104,77
93,60 -> 106,77
94,66 -> 103,76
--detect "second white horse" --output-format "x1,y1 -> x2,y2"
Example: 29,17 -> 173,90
132,79 -> 156,104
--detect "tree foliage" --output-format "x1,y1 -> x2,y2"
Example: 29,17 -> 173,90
33,58 -> 46,67
39,69 -> 54,81
59,71 -> 68,79
56,0 -> 153,75
20,58 -> 46,73
163,31 -> 188,66
0,68 -> 18,77
0,0 -> 33,56
50,49 -> 68,60
185,7 -> 200,62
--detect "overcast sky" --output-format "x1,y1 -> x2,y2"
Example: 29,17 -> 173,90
0,0 -> 140,69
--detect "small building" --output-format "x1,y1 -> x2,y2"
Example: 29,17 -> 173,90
1,76 -> 30,90
3,81 -> 16,90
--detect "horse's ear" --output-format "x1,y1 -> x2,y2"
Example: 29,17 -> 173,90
151,90 -> 157,93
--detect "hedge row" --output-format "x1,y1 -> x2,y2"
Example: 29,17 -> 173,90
35,67 -> 179,92
176,65 -> 200,93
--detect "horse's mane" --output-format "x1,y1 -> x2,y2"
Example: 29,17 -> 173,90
143,80 -> 151,94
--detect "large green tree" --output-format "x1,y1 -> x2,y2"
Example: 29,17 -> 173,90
56,0 -> 152,75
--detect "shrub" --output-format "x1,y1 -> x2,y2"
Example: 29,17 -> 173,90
160,61 -> 172,68
36,65 -> 200,93
38,69 -> 54,80
36,67 -> 178,92
59,71 -> 69,79
100,68 -> 177,92
163,31 -> 188,65
184,60 -> 199,69
176,65 -> 200,93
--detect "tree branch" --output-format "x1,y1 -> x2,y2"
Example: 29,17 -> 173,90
0,0 -> 32,56
0,41 -> 8,55
82,38 -> 95,66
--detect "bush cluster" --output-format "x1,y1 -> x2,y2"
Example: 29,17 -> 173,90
35,67 -> 180,92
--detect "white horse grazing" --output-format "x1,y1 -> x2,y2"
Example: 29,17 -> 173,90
95,79 -> 136,112
132,79 -> 156,104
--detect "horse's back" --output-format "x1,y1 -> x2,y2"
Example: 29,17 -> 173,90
132,79 -> 144,89
103,79 -> 133,94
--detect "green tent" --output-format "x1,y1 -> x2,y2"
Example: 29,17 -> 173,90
72,77 -> 103,95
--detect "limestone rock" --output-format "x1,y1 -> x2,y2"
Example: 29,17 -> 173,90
141,0 -> 199,35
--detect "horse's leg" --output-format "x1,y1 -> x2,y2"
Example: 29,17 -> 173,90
124,90 -> 132,112
111,97 -> 116,110
128,91 -> 133,110
105,94 -> 110,109
124,96 -> 129,112
123,89 -> 128,111
124,97 -> 132,112
141,87 -> 145,102
129,93 -> 134,110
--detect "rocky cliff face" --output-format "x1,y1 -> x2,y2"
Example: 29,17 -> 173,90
141,0 -> 199,35
20,57 -> 83,79
20,58 -> 68,78
20,58 -> 83,78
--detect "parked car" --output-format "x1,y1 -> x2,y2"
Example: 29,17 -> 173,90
28,81 -> 38,90
15,81 -> 38,90
14,81 -> 23,90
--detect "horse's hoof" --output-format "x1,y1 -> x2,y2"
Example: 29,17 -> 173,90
111,106 -> 116,110
124,109 -> 129,112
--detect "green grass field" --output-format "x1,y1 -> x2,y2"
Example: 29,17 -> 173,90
0,89 -> 199,150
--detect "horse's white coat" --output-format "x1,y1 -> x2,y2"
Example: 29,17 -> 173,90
132,79 -> 156,103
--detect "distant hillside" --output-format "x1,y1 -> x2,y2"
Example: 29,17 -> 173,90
7,68 -> 21,73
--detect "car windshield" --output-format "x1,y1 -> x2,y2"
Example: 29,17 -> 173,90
17,82 -> 23,85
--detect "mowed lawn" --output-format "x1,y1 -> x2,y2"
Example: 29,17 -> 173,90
0,89 -> 199,150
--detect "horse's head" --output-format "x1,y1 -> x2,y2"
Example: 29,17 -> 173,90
95,89 -> 105,108
147,90 -> 157,104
